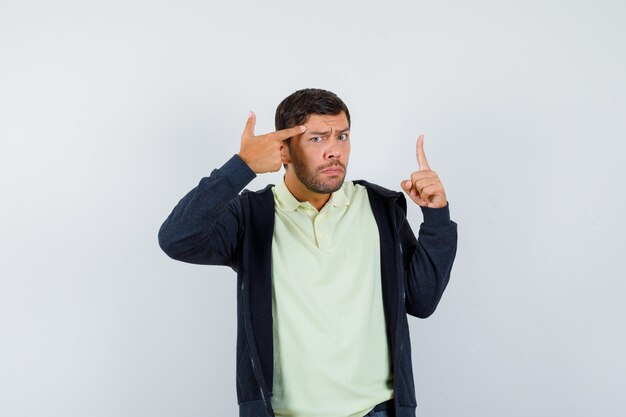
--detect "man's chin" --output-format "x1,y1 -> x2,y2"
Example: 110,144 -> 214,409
315,176 -> 345,194
294,168 -> 347,194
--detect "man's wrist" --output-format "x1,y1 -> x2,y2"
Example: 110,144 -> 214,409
420,202 -> 451,226
237,152 -> 256,173
218,154 -> 257,189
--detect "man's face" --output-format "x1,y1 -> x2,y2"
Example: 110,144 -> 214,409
284,112 -> 351,194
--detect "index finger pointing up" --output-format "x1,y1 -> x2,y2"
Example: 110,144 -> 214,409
416,134 -> 431,171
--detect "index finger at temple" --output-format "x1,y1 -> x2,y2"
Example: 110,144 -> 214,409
416,134 -> 431,171
272,125 -> 307,141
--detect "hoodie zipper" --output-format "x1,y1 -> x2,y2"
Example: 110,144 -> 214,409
240,192 -> 273,416
390,195 -> 406,402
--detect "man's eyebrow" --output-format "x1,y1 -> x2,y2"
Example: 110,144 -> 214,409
307,127 -> 351,135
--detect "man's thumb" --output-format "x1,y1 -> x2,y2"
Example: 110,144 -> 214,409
243,111 -> 256,137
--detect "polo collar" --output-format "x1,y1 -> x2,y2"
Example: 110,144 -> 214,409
273,178 -> 351,212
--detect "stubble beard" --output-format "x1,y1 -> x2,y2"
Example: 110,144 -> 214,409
290,151 -> 347,194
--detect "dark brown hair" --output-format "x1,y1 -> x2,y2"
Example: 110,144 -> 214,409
275,88 -> 351,131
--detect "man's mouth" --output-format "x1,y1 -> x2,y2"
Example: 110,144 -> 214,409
319,162 -> 345,175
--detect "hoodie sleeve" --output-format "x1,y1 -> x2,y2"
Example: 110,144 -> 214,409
157,154 -> 256,269
398,200 -> 458,318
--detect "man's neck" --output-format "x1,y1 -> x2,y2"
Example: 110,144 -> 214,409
283,175 -> 331,212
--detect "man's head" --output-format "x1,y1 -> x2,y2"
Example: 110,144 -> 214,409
275,88 -> 351,196
275,88 -> 351,133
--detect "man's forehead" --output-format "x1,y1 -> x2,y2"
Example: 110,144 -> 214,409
303,112 -> 350,129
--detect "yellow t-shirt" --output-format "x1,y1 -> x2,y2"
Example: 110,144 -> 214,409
271,179 -> 394,417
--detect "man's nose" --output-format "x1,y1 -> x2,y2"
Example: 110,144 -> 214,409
325,142 -> 341,159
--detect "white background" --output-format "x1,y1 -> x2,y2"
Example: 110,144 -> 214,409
1,1 -> 625,416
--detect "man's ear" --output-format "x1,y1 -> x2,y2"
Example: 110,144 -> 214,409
280,141 -> 291,165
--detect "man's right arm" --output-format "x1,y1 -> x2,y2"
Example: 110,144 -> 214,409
158,112 -> 306,268
158,154 -> 256,268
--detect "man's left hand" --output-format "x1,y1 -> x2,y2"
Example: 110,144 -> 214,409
400,135 -> 448,208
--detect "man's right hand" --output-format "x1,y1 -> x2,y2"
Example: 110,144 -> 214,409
238,111 -> 306,174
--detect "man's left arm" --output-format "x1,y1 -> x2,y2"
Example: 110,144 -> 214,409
399,134 -> 458,318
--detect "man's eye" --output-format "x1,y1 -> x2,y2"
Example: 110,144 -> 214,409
310,137 -> 323,143
338,134 -> 348,141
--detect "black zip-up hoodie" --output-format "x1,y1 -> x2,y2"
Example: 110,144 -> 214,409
158,155 -> 458,417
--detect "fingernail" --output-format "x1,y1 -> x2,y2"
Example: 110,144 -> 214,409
300,125 -> 306,132
248,111 -> 253,118
405,180 -> 411,187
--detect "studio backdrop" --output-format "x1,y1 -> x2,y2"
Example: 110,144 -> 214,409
1,1 -> 624,416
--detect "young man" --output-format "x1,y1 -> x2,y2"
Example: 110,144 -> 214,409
158,88 -> 458,417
